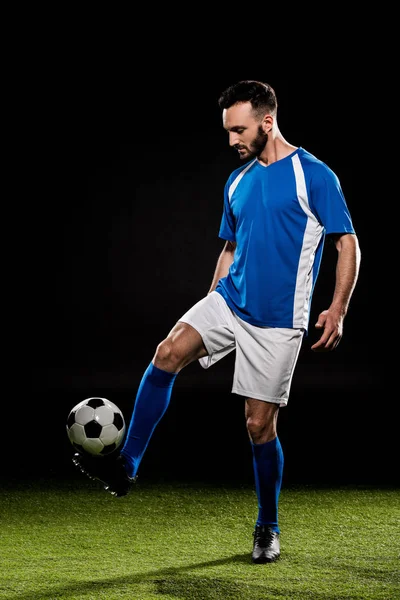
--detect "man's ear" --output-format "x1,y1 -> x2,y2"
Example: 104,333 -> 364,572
262,114 -> 274,134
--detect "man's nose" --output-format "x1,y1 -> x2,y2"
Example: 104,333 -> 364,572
229,132 -> 240,147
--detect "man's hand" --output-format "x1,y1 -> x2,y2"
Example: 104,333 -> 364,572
311,309 -> 344,352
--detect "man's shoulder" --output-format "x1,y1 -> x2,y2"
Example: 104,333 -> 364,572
298,148 -> 339,182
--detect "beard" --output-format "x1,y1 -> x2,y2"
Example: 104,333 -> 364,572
237,125 -> 268,160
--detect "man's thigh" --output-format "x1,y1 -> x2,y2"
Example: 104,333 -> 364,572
178,291 -> 236,369
232,321 -> 304,406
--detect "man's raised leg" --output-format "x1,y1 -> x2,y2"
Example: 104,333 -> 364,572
73,322 -> 207,496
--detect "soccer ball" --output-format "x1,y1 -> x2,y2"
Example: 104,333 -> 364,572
66,397 -> 126,456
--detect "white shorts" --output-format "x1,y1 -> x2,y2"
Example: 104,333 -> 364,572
179,291 -> 304,406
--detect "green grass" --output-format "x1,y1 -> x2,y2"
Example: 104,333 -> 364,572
0,478 -> 398,599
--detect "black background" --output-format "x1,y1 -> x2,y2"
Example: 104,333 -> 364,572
17,55 -> 390,488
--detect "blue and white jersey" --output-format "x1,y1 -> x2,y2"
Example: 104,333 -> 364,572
215,147 -> 355,332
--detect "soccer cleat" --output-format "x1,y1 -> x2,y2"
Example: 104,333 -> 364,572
252,525 -> 281,563
72,452 -> 137,497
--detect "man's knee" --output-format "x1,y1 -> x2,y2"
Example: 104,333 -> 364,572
154,338 -> 180,370
246,416 -> 273,442
153,322 -> 207,372
245,400 -> 279,444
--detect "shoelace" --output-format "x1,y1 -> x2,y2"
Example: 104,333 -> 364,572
253,526 -> 274,547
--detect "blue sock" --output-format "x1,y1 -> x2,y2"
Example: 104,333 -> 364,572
120,362 -> 178,478
251,436 -> 284,534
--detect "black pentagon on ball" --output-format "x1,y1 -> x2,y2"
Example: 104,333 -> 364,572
86,397 -> 106,409
84,420 -> 102,437
113,412 -> 124,430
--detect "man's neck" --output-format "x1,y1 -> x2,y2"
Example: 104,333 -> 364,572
258,135 -> 298,167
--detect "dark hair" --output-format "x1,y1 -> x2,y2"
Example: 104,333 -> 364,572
218,80 -> 277,119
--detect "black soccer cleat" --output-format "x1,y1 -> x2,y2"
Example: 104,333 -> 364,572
72,452 -> 137,497
252,525 -> 281,563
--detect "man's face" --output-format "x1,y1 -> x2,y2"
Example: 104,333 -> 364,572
222,102 -> 268,160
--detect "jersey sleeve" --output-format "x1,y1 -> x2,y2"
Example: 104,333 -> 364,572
309,166 -> 355,235
218,179 -> 236,241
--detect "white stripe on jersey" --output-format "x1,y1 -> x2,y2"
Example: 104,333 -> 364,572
228,159 -> 256,202
291,153 -> 324,329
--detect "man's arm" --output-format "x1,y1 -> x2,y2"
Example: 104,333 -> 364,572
208,240 -> 236,294
311,233 -> 361,352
